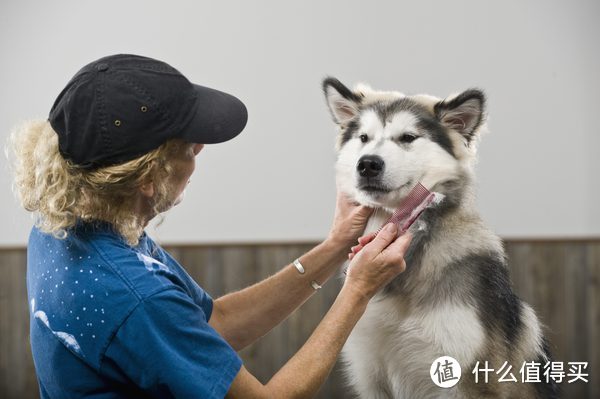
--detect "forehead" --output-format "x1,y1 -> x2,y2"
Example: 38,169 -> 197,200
367,97 -> 432,126
359,109 -> 418,135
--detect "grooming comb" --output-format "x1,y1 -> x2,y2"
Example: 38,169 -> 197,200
376,182 -> 435,236
349,183 -> 437,260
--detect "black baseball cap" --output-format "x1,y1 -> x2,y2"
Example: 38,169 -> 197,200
49,54 -> 248,169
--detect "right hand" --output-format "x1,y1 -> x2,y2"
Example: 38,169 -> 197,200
342,223 -> 412,300
348,231 -> 377,260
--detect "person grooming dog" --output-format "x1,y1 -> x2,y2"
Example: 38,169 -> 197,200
9,54 -> 412,398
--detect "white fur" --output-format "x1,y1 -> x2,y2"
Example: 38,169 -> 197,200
344,301 -> 484,399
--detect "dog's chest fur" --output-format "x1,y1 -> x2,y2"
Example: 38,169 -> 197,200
341,206 -> 505,398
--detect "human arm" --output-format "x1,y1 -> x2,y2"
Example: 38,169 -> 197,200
209,192 -> 373,350
225,223 -> 412,398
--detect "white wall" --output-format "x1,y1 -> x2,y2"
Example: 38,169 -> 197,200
1,0 -> 598,246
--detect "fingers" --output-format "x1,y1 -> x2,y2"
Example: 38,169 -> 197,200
380,232 -> 413,260
345,229 -> 411,298
348,246 -> 360,260
336,190 -> 370,211
358,232 -> 376,245
351,231 -> 412,262
363,223 -> 398,254
348,232 -> 376,258
348,231 -> 381,259
354,204 -> 374,218
336,191 -> 353,208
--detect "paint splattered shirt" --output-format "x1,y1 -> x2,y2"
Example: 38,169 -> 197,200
27,220 -> 242,398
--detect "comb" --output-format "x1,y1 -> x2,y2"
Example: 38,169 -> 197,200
348,182 -> 436,261
375,182 -> 434,236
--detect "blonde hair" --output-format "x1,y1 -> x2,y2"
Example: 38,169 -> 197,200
7,120 -> 191,246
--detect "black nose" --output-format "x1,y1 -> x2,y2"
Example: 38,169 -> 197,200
357,155 -> 384,178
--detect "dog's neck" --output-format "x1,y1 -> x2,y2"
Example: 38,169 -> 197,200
363,175 -> 475,236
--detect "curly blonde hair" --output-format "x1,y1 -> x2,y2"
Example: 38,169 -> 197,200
7,120 -> 191,246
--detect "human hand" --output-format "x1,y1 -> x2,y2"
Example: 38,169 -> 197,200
327,191 -> 373,250
342,223 -> 412,300
348,232 -> 377,260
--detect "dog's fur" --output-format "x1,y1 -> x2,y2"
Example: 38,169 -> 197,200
323,78 -> 559,399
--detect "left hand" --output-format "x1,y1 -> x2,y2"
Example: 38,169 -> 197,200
327,191 -> 373,250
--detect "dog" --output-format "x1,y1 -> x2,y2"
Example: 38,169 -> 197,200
322,78 -> 559,398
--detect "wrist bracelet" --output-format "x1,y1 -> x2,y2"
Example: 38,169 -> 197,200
293,258 -> 305,274
293,258 -> 322,291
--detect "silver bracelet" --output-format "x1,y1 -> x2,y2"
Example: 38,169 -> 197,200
293,258 -> 305,274
293,258 -> 322,291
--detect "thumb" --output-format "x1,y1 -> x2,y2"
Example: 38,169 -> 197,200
381,231 -> 413,258
364,223 -> 397,254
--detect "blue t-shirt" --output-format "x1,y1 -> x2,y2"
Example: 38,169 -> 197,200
27,220 -> 242,399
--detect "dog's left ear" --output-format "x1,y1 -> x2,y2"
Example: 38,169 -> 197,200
322,77 -> 363,126
434,89 -> 486,144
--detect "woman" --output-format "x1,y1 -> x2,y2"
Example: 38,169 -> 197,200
9,54 -> 412,398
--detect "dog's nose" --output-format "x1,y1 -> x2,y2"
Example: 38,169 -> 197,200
357,155 -> 384,178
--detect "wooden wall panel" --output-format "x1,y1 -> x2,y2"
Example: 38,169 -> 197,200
506,241 -> 599,399
0,249 -> 38,399
1,240 -> 598,398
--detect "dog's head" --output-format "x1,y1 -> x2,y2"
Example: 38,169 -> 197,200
323,77 -> 486,210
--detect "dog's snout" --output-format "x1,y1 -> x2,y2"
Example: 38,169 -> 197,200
357,155 -> 384,178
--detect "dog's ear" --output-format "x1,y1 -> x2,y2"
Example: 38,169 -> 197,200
434,89 -> 485,144
322,77 -> 363,126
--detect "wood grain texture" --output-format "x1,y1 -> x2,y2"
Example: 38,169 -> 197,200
1,240 -> 598,398
0,249 -> 38,399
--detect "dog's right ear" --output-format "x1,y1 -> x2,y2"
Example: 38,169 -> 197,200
322,77 -> 363,126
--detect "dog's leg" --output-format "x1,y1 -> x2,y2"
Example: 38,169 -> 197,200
342,305 -> 404,399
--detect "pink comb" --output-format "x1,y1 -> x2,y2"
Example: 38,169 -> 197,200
375,182 -> 434,236
348,183 -> 435,261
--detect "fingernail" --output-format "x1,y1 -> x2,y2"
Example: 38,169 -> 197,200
384,223 -> 397,233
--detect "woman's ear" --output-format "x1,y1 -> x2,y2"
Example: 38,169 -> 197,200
139,181 -> 155,198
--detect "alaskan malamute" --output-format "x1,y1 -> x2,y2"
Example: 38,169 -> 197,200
323,78 -> 559,399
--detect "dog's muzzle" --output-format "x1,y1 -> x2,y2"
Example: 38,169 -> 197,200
357,155 -> 384,178
357,155 -> 391,193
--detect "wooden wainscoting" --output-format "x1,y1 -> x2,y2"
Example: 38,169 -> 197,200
1,240 -> 598,398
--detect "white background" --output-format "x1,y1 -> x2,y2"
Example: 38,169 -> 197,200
1,0 -> 598,246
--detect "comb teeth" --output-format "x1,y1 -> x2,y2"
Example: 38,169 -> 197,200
376,183 -> 431,234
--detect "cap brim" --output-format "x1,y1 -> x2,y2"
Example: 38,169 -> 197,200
180,84 -> 248,144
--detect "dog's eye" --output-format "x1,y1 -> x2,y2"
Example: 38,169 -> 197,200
399,133 -> 418,143
359,134 -> 369,143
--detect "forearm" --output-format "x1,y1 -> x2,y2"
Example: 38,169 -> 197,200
213,238 -> 349,350
225,286 -> 369,399
225,223 -> 410,399
266,285 -> 368,398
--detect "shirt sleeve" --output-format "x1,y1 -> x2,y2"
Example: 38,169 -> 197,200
102,287 -> 242,399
